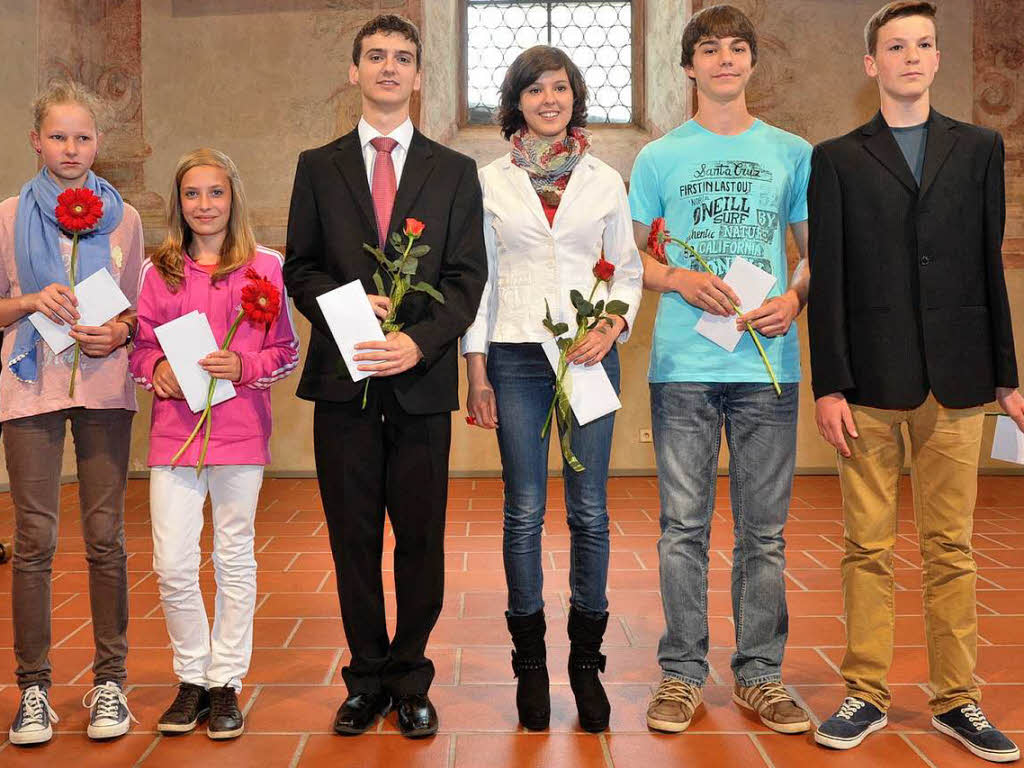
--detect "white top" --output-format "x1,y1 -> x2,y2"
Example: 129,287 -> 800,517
358,116 -> 414,188
461,152 -> 644,355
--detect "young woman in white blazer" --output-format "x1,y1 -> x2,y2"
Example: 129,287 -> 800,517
461,45 -> 643,734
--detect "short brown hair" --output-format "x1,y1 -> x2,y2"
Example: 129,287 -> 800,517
680,4 -> 758,71
496,46 -> 588,141
352,14 -> 422,71
864,1 -> 937,56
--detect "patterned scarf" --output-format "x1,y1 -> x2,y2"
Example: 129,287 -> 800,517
510,127 -> 591,206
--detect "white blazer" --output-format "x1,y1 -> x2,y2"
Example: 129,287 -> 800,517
461,152 -> 644,356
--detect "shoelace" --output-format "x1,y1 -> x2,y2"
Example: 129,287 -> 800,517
81,683 -> 139,725
19,687 -> 59,728
961,704 -> 993,732
210,689 -> 238,718
836,697 -> 866,720
747,681 -> 794,710
653,678 -> 700,710
168,684 -> 203,715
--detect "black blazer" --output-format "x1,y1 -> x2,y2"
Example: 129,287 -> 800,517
284,127 -> 487,414
807,109 -> 1018,409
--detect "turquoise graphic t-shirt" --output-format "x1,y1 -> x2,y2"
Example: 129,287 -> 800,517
629,119 -> 811,384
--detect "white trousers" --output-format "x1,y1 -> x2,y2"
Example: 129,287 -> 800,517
150,465 -> 263,691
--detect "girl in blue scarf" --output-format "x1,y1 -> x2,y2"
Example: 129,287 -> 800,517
0,80 -> 143,746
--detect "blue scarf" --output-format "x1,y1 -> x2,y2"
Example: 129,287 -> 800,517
10,169 -> 124,382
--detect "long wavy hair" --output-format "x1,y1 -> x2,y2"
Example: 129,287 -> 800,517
150,148 -> 256,291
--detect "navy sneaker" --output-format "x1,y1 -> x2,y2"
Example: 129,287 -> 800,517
82,681 -> 137,740
814,696 -> 887,750
9,685 -> 59,746
933,704 -> 1020,763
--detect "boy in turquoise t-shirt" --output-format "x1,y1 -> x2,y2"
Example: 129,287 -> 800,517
628,4 -> 811,735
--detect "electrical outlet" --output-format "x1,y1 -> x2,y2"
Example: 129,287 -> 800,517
639,428 -> 653,443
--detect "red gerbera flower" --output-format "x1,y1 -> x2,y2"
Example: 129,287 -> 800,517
55,188 -> 103,234
647,217 -> 670,264
240,267 -> 281,325
593,255 -> 615,282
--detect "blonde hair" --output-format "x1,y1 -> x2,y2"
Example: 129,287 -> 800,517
32,80 -> 107,133
151,148 -> 257,291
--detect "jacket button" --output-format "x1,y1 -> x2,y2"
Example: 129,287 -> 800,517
920,256 -> 930,266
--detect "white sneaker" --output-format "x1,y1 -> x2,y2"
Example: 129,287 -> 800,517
82,681 -> 137,740
9,685 -> 59,745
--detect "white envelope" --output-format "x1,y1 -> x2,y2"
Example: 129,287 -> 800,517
541,339 -> 621,426
991,415 -> 1024,465
315,280 -> 387,383
153,311 -> 236,414
29,267 -> 131,354
695,257 -> 777,352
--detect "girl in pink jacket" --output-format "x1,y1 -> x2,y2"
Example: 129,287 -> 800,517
129,148 -> 298,740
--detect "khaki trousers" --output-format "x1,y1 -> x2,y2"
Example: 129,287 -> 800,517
838,394 -> 984,715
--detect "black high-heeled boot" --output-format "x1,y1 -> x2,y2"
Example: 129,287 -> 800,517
506,610 -> 550,730
567,607 -> 611,732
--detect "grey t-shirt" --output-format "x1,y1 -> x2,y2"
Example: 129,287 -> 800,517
891,122 -> 928,185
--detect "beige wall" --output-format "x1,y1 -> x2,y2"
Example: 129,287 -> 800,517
0,0 -> 1020,483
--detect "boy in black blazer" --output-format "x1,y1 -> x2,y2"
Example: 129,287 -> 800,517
284,14 -> 486,739
808,2 -> 1022,761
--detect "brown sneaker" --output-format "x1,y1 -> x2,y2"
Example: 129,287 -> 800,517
646,677 -> 703,733
733,681 -> 811,734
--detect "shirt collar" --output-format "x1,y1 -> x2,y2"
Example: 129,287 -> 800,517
358,116 -> 414,152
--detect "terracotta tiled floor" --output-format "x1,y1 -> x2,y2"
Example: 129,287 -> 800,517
0,474 -> 1022,766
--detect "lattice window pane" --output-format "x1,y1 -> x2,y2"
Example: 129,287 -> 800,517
466,1 -> 633,124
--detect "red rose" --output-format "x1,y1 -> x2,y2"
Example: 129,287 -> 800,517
404,218 -> 425,238
55,188 -> 103,234
592,255 -> 615,282
647,217 -> 669,264
465,415 -> 477,426
240,267 -> 281,325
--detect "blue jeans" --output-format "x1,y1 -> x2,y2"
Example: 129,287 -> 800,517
488,343 -> 620,619
651,382 -> 798,686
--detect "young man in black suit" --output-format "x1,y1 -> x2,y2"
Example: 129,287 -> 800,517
284,14 -> 486,739
808,2 -> 1022,761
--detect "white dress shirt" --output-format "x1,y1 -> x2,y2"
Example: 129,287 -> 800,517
358,116 -> 414,188
461,152 -> 644,356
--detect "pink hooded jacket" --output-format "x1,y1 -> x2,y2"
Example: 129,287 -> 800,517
130,247 -> 299,466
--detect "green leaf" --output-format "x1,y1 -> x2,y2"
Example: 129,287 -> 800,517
545,298 -> 553,324
569,289 -> 584,311
543,317 -> 557,335
363,243 -> 391,267
400,256 -> 419,275
390,232 -> 405,251
593,300 -> 604,316
552,322 -> 569,336
411,281 -> 444,303
605,299 -> 629,316
409,244 -> 431,258
556,337 -> 572,352
371,271 -> 385,295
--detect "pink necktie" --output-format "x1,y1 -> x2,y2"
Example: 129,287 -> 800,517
370,136 -> 398,248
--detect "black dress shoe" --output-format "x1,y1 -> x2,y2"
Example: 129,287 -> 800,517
395,694 -> 438,738
334,692 -> 391,735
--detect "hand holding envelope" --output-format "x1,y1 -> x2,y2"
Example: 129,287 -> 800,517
153,311 -> 236,414
695,257 -> 777,352
29,268 -> 130,355
316,280 -> 387,383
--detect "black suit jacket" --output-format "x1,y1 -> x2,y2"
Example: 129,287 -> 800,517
807,109 -> 1018,409
284,127 -> 487,414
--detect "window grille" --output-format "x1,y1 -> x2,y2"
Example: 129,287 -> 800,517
465,1 -> 635,124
